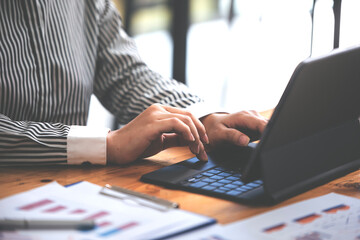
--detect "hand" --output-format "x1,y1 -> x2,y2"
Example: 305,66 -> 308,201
107,104 -> 209,164
200,111 -> 268,150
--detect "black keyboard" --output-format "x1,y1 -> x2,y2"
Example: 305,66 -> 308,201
179,167 -> 263,199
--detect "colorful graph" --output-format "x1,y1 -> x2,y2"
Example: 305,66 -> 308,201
262,202 -> 357,237
14,197 -> 140,238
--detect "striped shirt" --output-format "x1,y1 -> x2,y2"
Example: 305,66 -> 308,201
0,0 -> 204,164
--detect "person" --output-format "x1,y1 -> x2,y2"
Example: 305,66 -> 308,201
0,0 -> 267,165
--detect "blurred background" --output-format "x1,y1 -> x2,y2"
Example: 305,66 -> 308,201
87,0 -> 360,129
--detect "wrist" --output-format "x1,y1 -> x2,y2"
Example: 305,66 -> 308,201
106,130 -> 115,164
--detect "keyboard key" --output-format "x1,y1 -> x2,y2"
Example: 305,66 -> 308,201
210,182 -> 224,187
246,182 -> 260,188
239,186 -> 252,191
225,176 -> 238,181
224,184 -> 237,189
202,172 -> 214,177
218,187 -> 230,191
202,178 -> 216,183
226,190 -> 243,196
189,181 -> 208,188
210,175 -> 223,180
207,169 -> 221,174
218,172 -> 231,177
214,189 -> 226,193
218,179 -> 231,184
254,180 -> 263,184
232,181 -> 244,186
202,185 -> 216,191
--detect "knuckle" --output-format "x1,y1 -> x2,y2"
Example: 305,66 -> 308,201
249,110 -> 257,114
170,117 -> 181,125
184,110 -> 194,118
198,123 -> 206,132
150,103 -> 163,110
147,109 -> 158,119
182,115 -> 192,124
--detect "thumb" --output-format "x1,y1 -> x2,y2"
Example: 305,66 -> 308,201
223,128 -> 250,146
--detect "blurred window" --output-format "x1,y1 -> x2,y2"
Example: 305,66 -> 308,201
90,0 -> 360,127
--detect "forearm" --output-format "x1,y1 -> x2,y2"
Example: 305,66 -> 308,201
0,114 -> 109,165
0,114 -> 69,164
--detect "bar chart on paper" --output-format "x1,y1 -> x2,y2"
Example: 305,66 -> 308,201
263,203 -> 360,239
225,193 -> 360,240
176,193 -> 360,240
2,194 -> 142,239
0,181 -> 214,240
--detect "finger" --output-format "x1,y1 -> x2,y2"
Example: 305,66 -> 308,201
228,112 -> 268,134
158,113 -> 203,154
162,133 -> 207,161
159,113 -> 200,142
196,142 -> 208,161
156,118 -> 200,155
162,105 -> 209,144
222,128 -> 250,146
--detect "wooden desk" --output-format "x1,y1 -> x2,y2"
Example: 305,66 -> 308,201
1,110 -> 360,224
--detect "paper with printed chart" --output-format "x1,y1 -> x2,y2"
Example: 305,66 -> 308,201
0,181 -> 215,240
170,193 -> 360,240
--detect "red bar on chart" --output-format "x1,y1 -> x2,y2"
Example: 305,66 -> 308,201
294,213 -> 321,224
70,209 -> 86,214
323,204 -> 350,214
43,205 -> 66,213
84,211 -> 109,220
263,223 -> 286,233
97,221 -> 112,228
18,199 -> 53,211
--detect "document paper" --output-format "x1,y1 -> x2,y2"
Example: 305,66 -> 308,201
0,181 -> 214,240
171,193 -> 360,240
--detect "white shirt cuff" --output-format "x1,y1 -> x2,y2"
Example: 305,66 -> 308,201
185,102 -> 228,119
67,126 -> 110,165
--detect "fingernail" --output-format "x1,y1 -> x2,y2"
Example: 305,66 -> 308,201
239,135 -> 250,146
196,144 -> 200,154
190,134 -> 195,142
